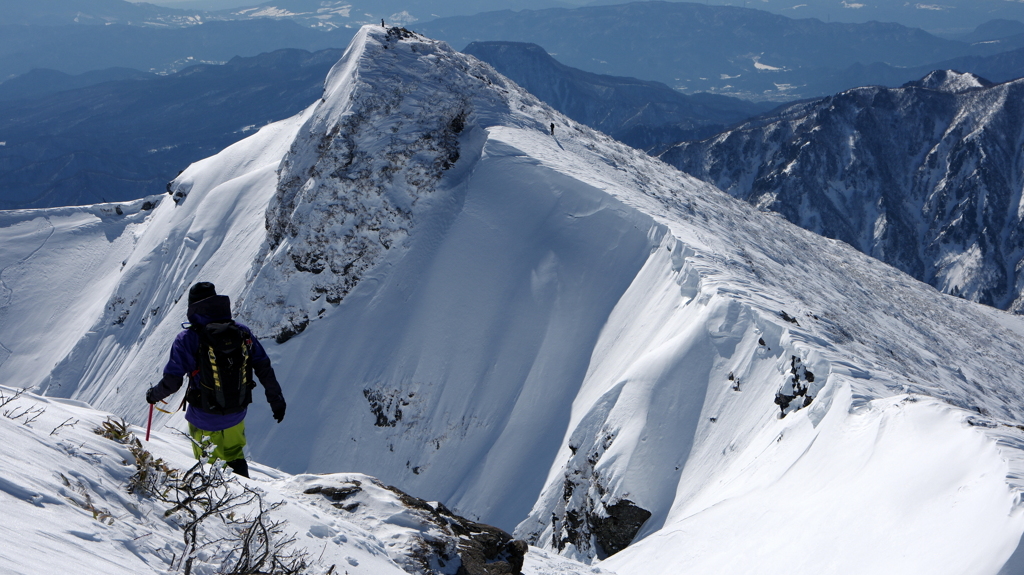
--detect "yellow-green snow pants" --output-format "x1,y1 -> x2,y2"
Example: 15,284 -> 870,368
189,420 -> 246,463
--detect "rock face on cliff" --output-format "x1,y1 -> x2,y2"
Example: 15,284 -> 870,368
663,71 -> 1024,313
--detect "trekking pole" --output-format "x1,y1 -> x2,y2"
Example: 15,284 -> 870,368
145,403 -> 154,442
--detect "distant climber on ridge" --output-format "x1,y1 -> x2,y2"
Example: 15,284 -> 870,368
145,282 -> 286,478
550,122 -> 555,136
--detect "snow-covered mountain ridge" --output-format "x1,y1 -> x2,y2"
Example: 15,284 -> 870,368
0,385 -> 593,575
662,70 -> 1024,315
4,26 -> 1024,574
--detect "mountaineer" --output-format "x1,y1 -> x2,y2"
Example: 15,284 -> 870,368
145,282 -> 286,478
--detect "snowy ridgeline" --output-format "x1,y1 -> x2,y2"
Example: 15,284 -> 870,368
0,385 -> 598,575
3,25 -> 1024,574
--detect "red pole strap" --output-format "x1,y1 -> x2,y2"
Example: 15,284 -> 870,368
145,403 -> 154,442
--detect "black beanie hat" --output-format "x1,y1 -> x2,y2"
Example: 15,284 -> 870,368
188,282 -> 217,305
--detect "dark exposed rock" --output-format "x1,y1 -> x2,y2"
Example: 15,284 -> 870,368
304,483 -> 362,502
273,315 -> 309,344
386,27 -> 418,42
381,485 -> 528,575
591,500 -> 653,557
302,477 -> 527,573
363,388 -> 410,427
533,419 -> 652,560
775,355 -> 816,417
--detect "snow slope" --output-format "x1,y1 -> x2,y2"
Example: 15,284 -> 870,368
0,385 -> 601,575
3,25 -> 1024,574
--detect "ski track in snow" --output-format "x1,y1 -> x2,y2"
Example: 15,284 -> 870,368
2,25 -> 1024,575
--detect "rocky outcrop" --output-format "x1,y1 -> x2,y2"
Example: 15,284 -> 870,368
302,475 -> 528,575
518,393 -> 653,562
589,500 -> 652,558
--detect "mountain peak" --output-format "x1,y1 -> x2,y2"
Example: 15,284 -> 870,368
233,24 -> 555,341
906,69 -> 993,93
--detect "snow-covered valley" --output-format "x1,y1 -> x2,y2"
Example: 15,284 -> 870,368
4,25 -> 1024,574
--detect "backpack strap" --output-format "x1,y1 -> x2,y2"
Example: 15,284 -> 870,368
241,335 -> 251,388
206,344 -> 228,408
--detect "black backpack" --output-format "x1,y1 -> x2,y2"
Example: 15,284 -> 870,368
187,320 -> 256,414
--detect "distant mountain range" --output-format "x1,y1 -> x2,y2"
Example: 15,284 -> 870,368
0,37 -> 776,210
420,2 -> 1024,100
463,41 -> 775,151
0,0 -> 189,26
0,67 -> 154,101
0,0 -> 571,28
662,70 -> 1024,313
0,19 -> 356,80
4,1 -> 1024,100
798,43 -> 1024,97
0,0 -> 573,79
674,0 -> 1024,37
0,48 -> 342,209
10,0 -> 1023,37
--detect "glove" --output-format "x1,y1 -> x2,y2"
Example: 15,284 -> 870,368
272,401 -> 286,423
145,387 -> 159,405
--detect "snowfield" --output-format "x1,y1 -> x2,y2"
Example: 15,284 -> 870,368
3,25 -> 1024,574
0,385 -> 602,574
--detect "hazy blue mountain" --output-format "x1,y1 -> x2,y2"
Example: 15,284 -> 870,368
794,44 -> 1024,97
957,19 -> 1024,44
463,40 -> 775,151
5,0 -> 1024,40
0,67 -> 155,101
0,47 -> 343,209
667,0 -> 1024,37
419,2 -> 1014,101
206,0 -> 573,28
0,0 -> 198,26
661,70 -> 1024,313
0,0 -> 574,80
0,0 -> 573,29
5,1 -> 1022,101
919,47 -> 1024,84
0,19 -> 356,80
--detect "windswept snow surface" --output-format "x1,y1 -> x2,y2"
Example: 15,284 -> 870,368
3,25 -> 1024,574
0,386 -> 604,575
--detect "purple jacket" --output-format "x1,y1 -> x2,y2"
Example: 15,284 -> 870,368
149,295 -> 285,431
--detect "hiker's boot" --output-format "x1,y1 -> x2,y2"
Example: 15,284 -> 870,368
227,459 -> 249,478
